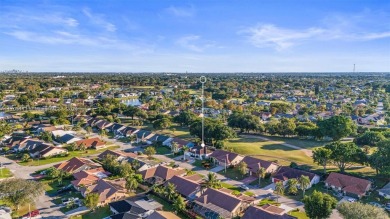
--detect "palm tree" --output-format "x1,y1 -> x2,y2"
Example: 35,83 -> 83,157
125,175 -> 139,192
165,182 -> 177,201
275,181 -> 285,202
287,178 -> 298,195
173,195 -> 186,213
171,141 -> 179,154
182,145 -> 189,160
237,162 -> 247,177
202,173 -> 221,190
299,175 -> 311,196
256,166 -> 266,187
131,159 -> 140,171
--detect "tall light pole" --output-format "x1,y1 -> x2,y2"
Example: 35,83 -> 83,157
200,76 -> 207,149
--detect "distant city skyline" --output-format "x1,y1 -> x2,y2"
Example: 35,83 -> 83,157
1,0 -> 389,72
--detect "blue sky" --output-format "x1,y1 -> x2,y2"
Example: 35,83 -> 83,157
1,0 -> 389,72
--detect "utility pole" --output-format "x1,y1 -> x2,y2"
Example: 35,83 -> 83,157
200,76 -> 207,149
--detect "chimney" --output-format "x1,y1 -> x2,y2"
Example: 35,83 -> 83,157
203,195 -> 208,204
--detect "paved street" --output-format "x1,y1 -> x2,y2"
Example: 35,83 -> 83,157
0,156 -> 66,218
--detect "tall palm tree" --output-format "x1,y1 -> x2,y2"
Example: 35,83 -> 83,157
182,145 -> 189,160
275,181 -> 285,202
171,142 -> 179,154
173,195 -> 186,213
287,178 -> 298,195
299,175 -> 311,196
165,182 -> 177,201
125,175 -> 139,192
202,173 -> 221,190
256,166 -> 266,187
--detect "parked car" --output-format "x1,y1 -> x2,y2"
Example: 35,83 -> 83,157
347,198 -> 356,202
368,202 -> 383,208
240,184 -> 249,190
22,210 -> 40,219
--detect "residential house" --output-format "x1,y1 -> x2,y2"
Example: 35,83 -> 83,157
325,172 -> 371,198
257,101 -> 271,106
140,165 -> 186,185
54,157 -> 101,174
29,144 -> 67,158
168,138 -> 193,149
193,188 -> 247,218
146,211 -> 180,219
107,123 -> 126,135
98,150 -> 137,162
242,205 -> 296,219
135,130 -> 155,144
75,137 -> 106,150
81,179 -> 127,206
149,135 -> 172,146
209,150 -> 244,167
240,156 -> 279,176
187,145 -> 212,160
378,182 -> 390,199
272,167 -> 320,188
357,113 -> 385,126
51,130 -> 76,141
95,120 -> 114,130
109,195 -> 163,219
71,167 -> 110,190
164,175 -> 202,200
118,126 -> 139,137
57,134 -> 81,144
127,157 -> 151,172
261,112 -> 272,121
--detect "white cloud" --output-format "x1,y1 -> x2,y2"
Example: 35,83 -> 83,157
242,11 -> 390,50
176,35 -> 215,52
166,6 -> 195,17
82,8 -> 116,32
242,24 -> 325,50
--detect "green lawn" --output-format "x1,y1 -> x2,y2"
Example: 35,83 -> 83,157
148,194 -> 190,219
218,167 -> 248,181
0,200 -> 36,218
0,168 -> 12,178
70,206 -> 111,219
153,125 -> 192,140
155,146 -> 171,155
288,209 -> 309,219
257,135 -> 328,149
226,137 -> 315,166
285,182 -> 341,202
220,182 -> 243,192
13,146 -> 119,166
258,198 -> 280,206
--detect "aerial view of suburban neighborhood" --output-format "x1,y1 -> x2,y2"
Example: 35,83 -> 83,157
1,1 -> 390,219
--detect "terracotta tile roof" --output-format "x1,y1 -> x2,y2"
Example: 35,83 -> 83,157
325,172 -> 371,196
54,157 -> 101,173
82,179 -> 126,203
75,137 -> 105,149
209,149 -> 244,165
273,167 -> 317,181
184,174 -> 204,183
242,205 -> 296,219
195,188 -> 242,213
147,211 -> 181,219
140,165 -> 186,181
241,156 -> 279,173
98,149 -> 137,160
71,167 -> 110,187
165,175 -> 200,197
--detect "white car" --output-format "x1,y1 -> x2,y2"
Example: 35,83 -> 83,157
240,185 -> 249,190
347,198 -> 356,202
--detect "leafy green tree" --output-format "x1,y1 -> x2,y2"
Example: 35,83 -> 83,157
355,131 -> 385,146
237,161 -> 248,177
174,110 -> 197,126
287,178 -> 298,195
173,195 -> 186,213
275,181 -> 284,202
317,116 -> 356,141
182,145 -> 189,160
227,112 -> 263,133
21,154 -> 30,162
46,167 -> 60,179
369,139 -> 390,176
171,141 -> 179,154
84,193 -> 99,211
299,175 -> 311,196
277,118 -> 296,136
337,202 -> 389,219
325,141 -> 365,173
86,126 -> 92,134
40,131 -> 53,142
125,175 -> 139,192
144,146 -> 156,159
153,118 -> 172,130
303,191 -> 337,219
190,118 -> 236,146
312,147 -> 332,173
0,178 -> 44,210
